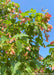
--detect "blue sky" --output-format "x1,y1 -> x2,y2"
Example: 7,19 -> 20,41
11,0 -> 54,58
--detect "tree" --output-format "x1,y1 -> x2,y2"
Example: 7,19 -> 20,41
0,0 -> 54,75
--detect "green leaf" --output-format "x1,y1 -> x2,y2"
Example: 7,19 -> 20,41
30,8 -> 36,13
31,14 -> 35,18
3,20 -> 11,25
52,63 -> 54,67
12,2 -> 20,8
12,62 -> 21,75
16,3 -> 20,8
16,40 -> 22,55
13,33 -> 28,39
47,44 -> 54,47
1,36 -> 8,44
36,60 -> 41,69
49,48 -> 54,53
25,65 -> 32,73
0,65 -> 6,75
21,12 -> 29,17
36,13 -> 42,16
27,38 -> 29,44
43,23 -> 48,30
36,37 -> 43,46
0,31 -> 4,35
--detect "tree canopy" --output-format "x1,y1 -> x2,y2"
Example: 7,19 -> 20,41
0,0 -> 54,75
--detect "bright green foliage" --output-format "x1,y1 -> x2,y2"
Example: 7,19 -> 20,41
0,0 -> 54,75
42,44 -> 54,73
